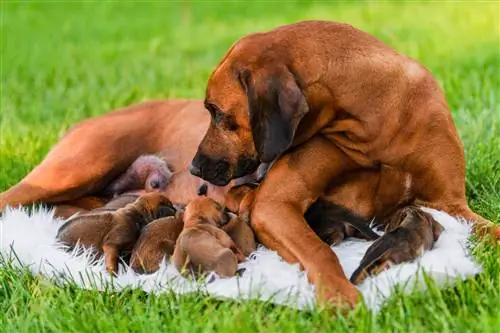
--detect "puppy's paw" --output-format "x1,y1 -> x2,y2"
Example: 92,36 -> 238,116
349,228 -> 425,284
350,206 -> 443,284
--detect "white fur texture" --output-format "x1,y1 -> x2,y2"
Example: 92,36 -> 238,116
0,206 -> 481,312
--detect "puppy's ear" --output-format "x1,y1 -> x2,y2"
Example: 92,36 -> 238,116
431,219 -> 444,242
239,66 -> 308,163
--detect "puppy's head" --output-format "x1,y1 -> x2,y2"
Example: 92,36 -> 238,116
137,192 -> 176,219
135,155 -> 173,192
104,155 -> 173,197
189,35 -> 308,186
183,197 -> 235,228
391,206 -> 444,242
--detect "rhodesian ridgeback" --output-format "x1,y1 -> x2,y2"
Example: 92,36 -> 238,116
188,20 -> 499,307
0,21 -> 497,309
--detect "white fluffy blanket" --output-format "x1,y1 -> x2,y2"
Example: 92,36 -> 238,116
0,206 -> 481,312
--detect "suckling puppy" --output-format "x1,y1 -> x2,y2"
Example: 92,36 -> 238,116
129,212 -> 184,274
172,197 -> 246,278
350,206 -> 444,284
102,155 -> 173,197
305,200 -> 381,246
222,183 -> 258,256
56,192 -> 176,275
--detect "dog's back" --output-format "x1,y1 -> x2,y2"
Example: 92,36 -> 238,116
56,212 -> 116,250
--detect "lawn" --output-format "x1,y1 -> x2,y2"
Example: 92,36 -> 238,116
1,1 -> 499,332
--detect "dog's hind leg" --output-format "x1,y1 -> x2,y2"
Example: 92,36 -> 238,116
0,107 -> 162,212
384,106 -> 499,242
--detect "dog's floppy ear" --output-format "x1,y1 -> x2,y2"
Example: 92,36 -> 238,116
239,66 -> 308,163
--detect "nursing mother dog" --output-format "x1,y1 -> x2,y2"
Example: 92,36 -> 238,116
0,20 -> 497,310
189,20 -> 499,308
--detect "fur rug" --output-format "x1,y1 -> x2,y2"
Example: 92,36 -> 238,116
0,206 -> 481,312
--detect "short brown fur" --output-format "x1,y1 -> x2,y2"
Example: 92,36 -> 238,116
56,192 -> 176,274
172,197 -> 246,278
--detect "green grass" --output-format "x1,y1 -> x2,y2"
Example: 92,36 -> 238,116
1,1 -> 499,332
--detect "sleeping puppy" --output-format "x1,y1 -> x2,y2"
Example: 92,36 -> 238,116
56,192 -> 176,275
350,206 -> 444,284
222,183 -> 258,256
101,155 -> 173,197
129,212 -> 184,274
172,196 -> 246,278
305,200 -> 381,246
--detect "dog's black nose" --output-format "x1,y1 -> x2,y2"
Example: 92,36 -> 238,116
188,163 -> 202,177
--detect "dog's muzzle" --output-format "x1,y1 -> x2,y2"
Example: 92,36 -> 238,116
189,153 -> 231,186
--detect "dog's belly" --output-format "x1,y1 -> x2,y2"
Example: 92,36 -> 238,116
320,167 -> 413,219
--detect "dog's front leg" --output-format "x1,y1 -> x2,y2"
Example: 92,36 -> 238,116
250,136 -> 361,310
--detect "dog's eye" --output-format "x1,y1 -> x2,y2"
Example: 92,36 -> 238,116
205,102 -> 237,129
225,116 -> 239,131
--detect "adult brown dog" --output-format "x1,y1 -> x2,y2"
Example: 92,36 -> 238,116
188,20 -> 498,308
0,21 -> 498,309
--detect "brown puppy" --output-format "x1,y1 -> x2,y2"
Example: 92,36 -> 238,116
172,197 -> 246,278
129,212 -> 184,274
350,206 -> 444,284
56,192 -> 176,274
305,200 -> 380,246
188,20 -> 497,307
222,183 -> 258,256
101,155 -> 173,197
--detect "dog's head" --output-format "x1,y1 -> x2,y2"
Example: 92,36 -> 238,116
189,38 -> 309,186
138,192 -> 176,219
183,197 -> 236,228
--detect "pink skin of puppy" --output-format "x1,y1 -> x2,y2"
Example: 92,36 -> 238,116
102,155 -> 173,197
